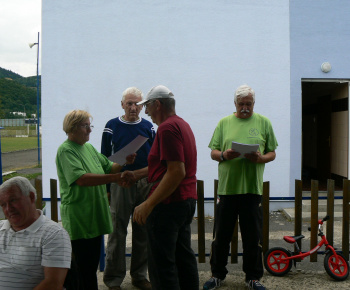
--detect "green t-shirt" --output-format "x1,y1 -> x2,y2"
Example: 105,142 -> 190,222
56,139 -> 113,240
208,113 -> 278,195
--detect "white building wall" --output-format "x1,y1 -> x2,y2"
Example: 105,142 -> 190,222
289,0 -> 350,196
42,0 -> 291,200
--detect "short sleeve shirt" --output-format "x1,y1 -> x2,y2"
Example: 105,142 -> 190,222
148,115 -> 197,203
0,211 -> 71,289
209,113 -> 278,195
56,140 -> 113,240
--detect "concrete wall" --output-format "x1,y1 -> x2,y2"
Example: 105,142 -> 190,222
42,0 -> 291,201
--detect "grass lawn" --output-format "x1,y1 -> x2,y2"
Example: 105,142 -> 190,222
1,137 -> 41,153
3,171 -> 42,183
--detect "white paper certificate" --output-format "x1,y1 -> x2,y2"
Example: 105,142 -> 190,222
231,141 -> 259,158
108,135 -> 149,165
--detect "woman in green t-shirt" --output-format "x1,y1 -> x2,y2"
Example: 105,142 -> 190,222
56,109 -> 135,290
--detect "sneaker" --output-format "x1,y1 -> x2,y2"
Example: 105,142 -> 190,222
203,277 -> 224,290
246,280 -> 266,290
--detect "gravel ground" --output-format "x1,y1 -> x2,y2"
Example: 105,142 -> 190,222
97,211 -> 350,289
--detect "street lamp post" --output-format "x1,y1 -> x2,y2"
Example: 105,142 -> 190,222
0,127 -> 4,184
29,32 -> 40,165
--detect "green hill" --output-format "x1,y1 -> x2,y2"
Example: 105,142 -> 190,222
0,67 -> 22,80
0,67 -> 41,118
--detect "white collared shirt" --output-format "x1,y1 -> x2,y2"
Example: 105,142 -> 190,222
0,210 -> 71,289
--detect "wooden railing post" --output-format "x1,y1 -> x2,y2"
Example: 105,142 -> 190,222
326,179 -> 334,247
262,181 -> 270,254
310,179 -> 318,262
50,179 -> 58,222
214,179 -> 218,223
35,177 -> 43,210
197,180 -> 206,263
213,179 -> 219,242
294,180 -> 302,257
342,180 -> 350,260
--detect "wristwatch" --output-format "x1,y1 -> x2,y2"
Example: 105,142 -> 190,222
220,151 -> 226,161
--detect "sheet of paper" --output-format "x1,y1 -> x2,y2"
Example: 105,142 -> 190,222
231,141 -> 259,158
108,135 -> 148,165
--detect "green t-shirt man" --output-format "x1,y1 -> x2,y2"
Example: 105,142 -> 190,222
56,139 -> 113,240
209,112 -> 278,195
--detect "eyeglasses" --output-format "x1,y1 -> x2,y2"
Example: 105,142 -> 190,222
80,124 -> 94,129
125,102 -> 142,107
145,100 -> 156,109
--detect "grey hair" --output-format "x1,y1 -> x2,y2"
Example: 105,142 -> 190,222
122,87 -> 143,102
0,176 -> 37,200
234,84 -> 255,103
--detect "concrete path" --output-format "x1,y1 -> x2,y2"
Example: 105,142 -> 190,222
1,148 -> 41,172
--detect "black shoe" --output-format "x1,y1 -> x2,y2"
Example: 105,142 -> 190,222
246,280 -> 266,290
203,277 -> 224,290
132,279 -> 152,290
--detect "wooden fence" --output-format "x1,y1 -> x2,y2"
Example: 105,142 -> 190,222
196,180 -> 271,263
294,179 -> 350,262
34,178 -> 350,264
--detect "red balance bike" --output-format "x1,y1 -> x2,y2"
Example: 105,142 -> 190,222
264,215 -> 349,281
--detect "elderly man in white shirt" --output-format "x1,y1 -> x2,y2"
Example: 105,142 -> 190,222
0,176 -> 71,290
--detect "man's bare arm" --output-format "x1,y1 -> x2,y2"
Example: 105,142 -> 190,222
133,161 -> 185,225
34,267 -> 68,290
121,167 -> 149,186
245,150 -> 276,164
211,149 -> 241,162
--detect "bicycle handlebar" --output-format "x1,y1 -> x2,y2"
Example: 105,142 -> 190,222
308,216 -> 329,231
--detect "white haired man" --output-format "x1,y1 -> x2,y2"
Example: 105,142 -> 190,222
102,87 -> 155,290
204,85 -> 278,290
0,176 -> 71,289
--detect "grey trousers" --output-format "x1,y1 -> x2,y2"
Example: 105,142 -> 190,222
103,178 -> 151,287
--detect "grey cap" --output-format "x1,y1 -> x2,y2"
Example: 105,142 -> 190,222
136,85 -> 174,105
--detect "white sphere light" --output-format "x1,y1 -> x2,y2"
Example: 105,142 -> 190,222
321,62 -> 331,73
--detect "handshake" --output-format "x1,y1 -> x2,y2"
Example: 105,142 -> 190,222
111,153 -> 147,187
115,171 -> 138,188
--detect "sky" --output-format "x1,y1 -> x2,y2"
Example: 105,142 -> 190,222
0,0 -> 41,77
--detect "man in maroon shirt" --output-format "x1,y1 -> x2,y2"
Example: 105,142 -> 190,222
123,85 -> 199,290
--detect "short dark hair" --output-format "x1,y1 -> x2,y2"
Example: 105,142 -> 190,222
158,98 -> 175,111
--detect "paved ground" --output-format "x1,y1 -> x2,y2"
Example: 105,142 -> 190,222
96,211 -> 350,289
2,150 -> 349,289
1,148 -> 41,173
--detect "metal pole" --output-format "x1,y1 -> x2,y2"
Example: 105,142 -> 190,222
36,32 -> 40,165
0,127 -> 3,184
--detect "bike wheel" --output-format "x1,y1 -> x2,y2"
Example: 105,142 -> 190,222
324,252 -> 349,281
264,247 -> 293,276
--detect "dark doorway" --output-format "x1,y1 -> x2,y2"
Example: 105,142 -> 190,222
316,95 -> 331,181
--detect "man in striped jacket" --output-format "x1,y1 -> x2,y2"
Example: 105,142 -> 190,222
0,176 -> 71,290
